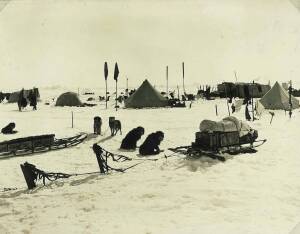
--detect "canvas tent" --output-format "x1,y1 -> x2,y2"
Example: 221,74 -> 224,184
8,88 -> 40,103
258,81 -> 299,110
124,79 -> 168,108
55,92 -> 82,107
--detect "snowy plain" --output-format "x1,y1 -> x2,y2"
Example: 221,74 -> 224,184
0,87 -> 299,234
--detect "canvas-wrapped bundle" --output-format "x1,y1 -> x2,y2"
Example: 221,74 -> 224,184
199,116 -> 251,137
195,116 -> 256,150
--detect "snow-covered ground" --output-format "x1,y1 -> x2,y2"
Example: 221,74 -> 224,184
0,88 -> 299,234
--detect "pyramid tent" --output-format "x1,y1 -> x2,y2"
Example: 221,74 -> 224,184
259,82 -> 299,110
125,79 -> 168,108
55,92 -> 82,107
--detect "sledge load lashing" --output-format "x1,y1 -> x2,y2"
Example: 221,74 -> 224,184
0,133 -> 87,158
169,116 -> 266,161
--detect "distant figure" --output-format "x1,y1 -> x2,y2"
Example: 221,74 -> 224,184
109,117 -> 122,136
28,90 -> 37,110
189,101 -> 193,108
93,116 -> 102,135
231,103 -> 236,113
120,126 -> 145,150
17,89 -> 27,111
1,122 -> 16,134
245,104 -> 251,121
139,131 -> 164,156
0,92 -> 4,103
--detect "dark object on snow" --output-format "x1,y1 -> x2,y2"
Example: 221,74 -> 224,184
0,92 -> 4,103
28,90 -> 37,110
109,117 -> 122,136
245,104 -> 251,121
139,131 -> 164,156
92,144 -> 129,174
1,123 -> 16,134
120,126 -> 145,150
55,92 -> 82,107
82,103 -> 97,107
231,103 -> 236,113
0,133 -> 87,159
20,162 -> 72,189
87,97 -> 95,101
169,116 -> 265,161
93,143 -> 106,173
17,89 -> 28,111
94,116 -> 102,135
168,99 -> 186,108
20,162 -> 38,189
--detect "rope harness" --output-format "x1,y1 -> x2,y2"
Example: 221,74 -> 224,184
19,144 -> 154,190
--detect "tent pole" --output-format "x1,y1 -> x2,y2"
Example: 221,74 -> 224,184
166,66 -> 168,99
105,80 -> 108,109
224,84 -> 230,116
252,80 -> 255,121
182,62 -> 185,94
116,80 -> 118,111
289,80 -> 292,118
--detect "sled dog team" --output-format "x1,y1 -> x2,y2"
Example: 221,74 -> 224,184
93,116 -> 164,156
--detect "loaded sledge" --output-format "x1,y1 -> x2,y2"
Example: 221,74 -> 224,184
0,133 -> 87,159
169,116 -> 266,161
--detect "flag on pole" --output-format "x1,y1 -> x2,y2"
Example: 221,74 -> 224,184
114,63 -> 119,81
104,62 -> 108,80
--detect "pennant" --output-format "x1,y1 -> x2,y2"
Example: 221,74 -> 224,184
114,63 -> 119,81
104,62 -> 108,80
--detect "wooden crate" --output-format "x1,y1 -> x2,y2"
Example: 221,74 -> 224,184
195,131 -> 240,150
219,132 -> 240,147
195,132 -> 219,150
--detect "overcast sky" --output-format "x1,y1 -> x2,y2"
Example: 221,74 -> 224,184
1,0 -> 300,90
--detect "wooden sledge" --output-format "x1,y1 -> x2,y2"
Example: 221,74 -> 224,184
0,133 -> 87,159
168,135 -> 267,162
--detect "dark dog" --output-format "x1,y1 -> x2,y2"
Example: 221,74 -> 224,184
109,117 -> 122,136
139,131 -> 164,156
94,116 -> 102,135
120,126 -> 144,150
1,122 -> 17,134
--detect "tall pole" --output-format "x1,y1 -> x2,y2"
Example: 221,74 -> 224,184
166,66 -> 168,98
105,80 -> 108,109
182,62 -> 185,94
177,85 -> 180,100
289,80 -> 292,118
116,81 -> 118,111
126,77 -> 128,95
251,80 -> 255,121
104,62 -> 108,109
114,63 -> 119,112
224,84 -> 231,116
